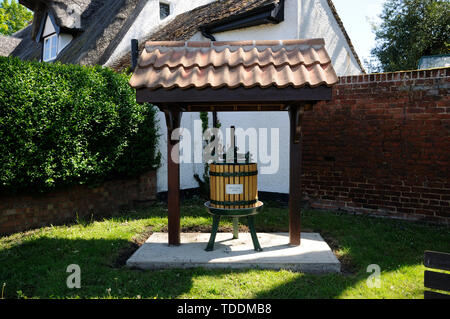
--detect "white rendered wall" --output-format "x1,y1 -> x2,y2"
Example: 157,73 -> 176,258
298,0 -> 361,75
105,0 -> 215,67
58,33 -> 73,54
148,0 -> 364,193
192,0 -> 362,76
43,15 -> 56,37
105,0 -> 215,192
155,111 -> 206,193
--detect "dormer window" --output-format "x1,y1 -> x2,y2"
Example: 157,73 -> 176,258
160,2 -> 170,20
37,12 -> 73,62
43,34 -> 58,62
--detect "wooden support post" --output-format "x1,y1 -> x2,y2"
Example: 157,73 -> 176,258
165,109 -> 183,246
288,104 -> 305,246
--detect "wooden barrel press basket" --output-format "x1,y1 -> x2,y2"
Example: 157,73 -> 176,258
209,162 -> 258,209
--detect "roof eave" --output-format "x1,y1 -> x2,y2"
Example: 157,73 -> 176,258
18,0 -> 34,11
136,85 -> 333,107
201,0 -> 284,35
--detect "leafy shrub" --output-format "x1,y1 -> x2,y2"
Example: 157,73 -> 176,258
0,56 -> 160,194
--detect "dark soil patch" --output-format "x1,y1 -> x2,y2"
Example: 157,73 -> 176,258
320,230 -> 358,275
132,226 -> 155,246
112,226 -> 153,268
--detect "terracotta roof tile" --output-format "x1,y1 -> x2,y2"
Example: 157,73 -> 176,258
130,39 -> 338,90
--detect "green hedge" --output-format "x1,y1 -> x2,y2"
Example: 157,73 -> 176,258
0,56 -> 160,194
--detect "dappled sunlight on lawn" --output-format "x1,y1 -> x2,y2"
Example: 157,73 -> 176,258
0,201 -> 448,299
338,264 -> 425,299
179,270 -> 302,299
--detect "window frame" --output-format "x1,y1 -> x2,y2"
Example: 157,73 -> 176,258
43,33 -> 58,62
159,1 -> 171,20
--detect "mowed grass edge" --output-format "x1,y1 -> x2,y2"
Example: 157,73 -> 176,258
1,199 -> 449,299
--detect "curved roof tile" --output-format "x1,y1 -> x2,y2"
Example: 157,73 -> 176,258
130,39 -> 338,90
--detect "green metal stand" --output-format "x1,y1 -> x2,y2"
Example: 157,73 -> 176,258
204,202 -> 264,252
232,218 -> 239,239
247,216 -> 262,252
205,215 -> 221,251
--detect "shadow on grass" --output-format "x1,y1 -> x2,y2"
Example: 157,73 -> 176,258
0,200 -> 449,299
0,236 -> 352,299
0,236 -> 199,299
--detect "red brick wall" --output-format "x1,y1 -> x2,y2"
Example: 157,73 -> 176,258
0,171 -> 157,235
302,67 -> 450,225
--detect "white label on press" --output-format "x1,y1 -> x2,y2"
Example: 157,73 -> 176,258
226,184 -> 244,195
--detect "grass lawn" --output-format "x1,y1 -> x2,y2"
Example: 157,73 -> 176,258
0,198 -> 449,299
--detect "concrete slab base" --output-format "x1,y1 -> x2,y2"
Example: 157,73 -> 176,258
126,233 -> 341,274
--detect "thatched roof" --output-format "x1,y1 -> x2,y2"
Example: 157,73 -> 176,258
8,0 -> 363,72
0,35 -> 22,57
12,0 -> 147,66
109,0 -> 280,72
19,1 -> 110,35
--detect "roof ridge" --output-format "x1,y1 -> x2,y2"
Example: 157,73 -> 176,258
144,39 -> 326,48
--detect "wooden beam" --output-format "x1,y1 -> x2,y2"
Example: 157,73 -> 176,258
137,86 -> 332,105
185,103 -> 287,112
164,109 -> 182,246
288,104 -> 306,246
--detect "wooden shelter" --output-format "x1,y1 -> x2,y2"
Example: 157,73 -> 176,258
129,39 -> 338,246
